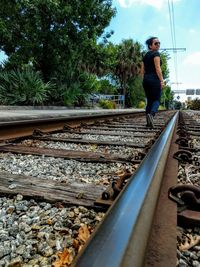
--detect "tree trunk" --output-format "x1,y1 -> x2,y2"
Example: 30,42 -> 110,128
122,85 -> 126,109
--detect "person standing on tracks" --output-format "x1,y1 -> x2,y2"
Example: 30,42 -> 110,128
141,36 -> 164,128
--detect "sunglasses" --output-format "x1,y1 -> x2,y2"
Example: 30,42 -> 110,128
154,42 -> 160,46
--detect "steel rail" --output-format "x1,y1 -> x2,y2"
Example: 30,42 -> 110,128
72,112 -> 179,267
0,110 -> 143,126
0,111 -> 144,141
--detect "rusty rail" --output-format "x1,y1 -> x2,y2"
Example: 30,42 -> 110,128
0,111 -> 144,141
72,112 -> 179,267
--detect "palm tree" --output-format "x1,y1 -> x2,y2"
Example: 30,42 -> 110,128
114,39 -> 143,108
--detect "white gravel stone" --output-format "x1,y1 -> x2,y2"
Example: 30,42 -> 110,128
51,132 -> 152,144
0,153 -> 136,184
0,195 -> 105,266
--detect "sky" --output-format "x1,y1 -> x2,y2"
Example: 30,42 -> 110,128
105,0 -> 200,101
0,0 -> 199,101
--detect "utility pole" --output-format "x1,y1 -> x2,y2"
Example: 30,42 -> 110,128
160,47 -> 186,90
161,47 -> 186,100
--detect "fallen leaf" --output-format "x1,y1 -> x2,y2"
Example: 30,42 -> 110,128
91,144 -> 97,152
47,219 -> 52,225
52,248 -> 74,267
78,244 -> 84,253
179,235 -> 200,251
78,225 -> 90,244
72,239 -> 79,250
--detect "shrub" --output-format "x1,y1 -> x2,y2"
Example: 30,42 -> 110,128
137,101 -> 145,108
53,72 -> 100,106
60,83 -> 83,106
99,99 -> 116,109
187,98 -> 200,110
0,69 -> 53,105
97,79 -> 117,94
158,105 -> 166,110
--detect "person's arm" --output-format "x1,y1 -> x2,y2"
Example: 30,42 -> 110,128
140,62 -> 144,79
154,56 -> 165,88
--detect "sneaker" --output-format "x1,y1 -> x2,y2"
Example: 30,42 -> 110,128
147,114 -> 154,128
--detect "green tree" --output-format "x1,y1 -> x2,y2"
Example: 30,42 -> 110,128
111,39 -> 143,107
97,79 -> 117,94
127,76 -> 145,107
79,33 -> 115,77
187,98 -> 200,110
50,72 -> 100,106
174,100 -> 182,110
160,52 -> 170,80
0,0 -> 116,82
160,85 -> 174,109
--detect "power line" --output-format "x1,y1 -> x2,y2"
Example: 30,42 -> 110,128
171,1 -> 177,49
168,0 -> 175,49
167,0 -> 179,88
171,1 -> 179,85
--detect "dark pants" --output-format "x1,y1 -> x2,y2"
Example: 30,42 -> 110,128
143,76 -> 162,116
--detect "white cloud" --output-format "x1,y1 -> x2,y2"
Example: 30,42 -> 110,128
117,0 -> 180,9
189,28 -> 197,34
158,26 -> 165,31
183,52 -> 200,65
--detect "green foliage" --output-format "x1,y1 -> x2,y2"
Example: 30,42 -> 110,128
99,99 -> 115,109
187,98 -> 200,110
79,72 -> 100,94
60,83 -> 82,106
112,40 -> 143,107
160,85 -> 174,109
51,72 -> 100,106
0,1 -> 173,108
79,40 -> 115,77
101,42 -> 118,76
127,76 -> 145,107
73,73 -> 101,106
160,52 -> 170,80
0,69 -> 53,105
173,100 -> 182,110
158,105 -> 166,110
137,101 -> 146,109
97,79 -> 117,94
0,0 -> 116,81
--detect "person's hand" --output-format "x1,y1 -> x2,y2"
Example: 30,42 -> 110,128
161,81 -> 165,88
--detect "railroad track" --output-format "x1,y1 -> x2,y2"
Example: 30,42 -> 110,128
0,110 -> 199,267
173,111 -> 200,267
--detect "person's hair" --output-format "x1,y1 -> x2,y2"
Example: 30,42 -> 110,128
145,37 -> 158,49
